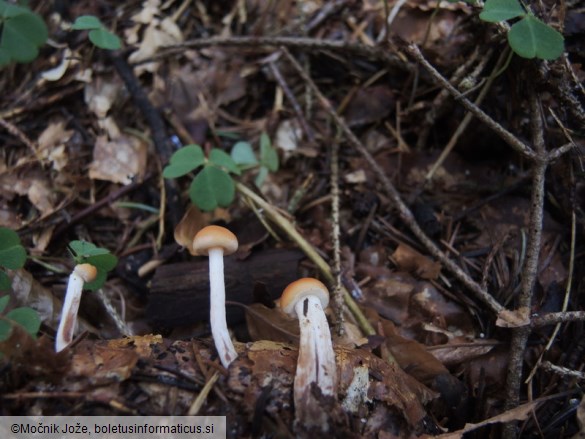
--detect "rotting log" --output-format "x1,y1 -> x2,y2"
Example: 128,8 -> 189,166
147,248 -> 304,328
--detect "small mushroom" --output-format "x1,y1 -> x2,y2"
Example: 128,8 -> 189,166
55,263 -> 97,352
280,278 -> 337,426
193,225 -> 239,368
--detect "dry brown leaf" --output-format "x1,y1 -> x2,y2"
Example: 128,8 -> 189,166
37,120 -> 73,171
244,302 -> 299,344
364,273 -> 416,323
71,342 -> 139,384
0,170 -> 57,217
128,17 -> 183,74
89,134 -> 147,185
27,179 -> 56,215
107,334 -> 163,357
427,339 -> 498,368
380,320 -> 449,384
84,78 -> 122,119
343,86 -> 395,127
174,205 -> 212,254
392,243 -> 441,280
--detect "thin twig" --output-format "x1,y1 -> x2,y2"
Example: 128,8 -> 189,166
281,47 -> 505,316
0,117 -> 39,159
540,361 -> 585,381
52,177 -> 149,240
268,60 -> 316,143
525,207 -> 576,383
142,36 -> 408,72
531,311 -> 585,327
405,44 -> 538,162
330,136 -> 344,336
502,92 -> 546,439
415,48 -> 480,149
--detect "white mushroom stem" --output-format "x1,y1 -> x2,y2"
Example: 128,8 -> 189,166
294,295 -> 337,404
208,247 -> 237,368
55,264 -> 95,352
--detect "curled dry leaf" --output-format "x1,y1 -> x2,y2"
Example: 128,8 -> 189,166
174,205 -> 212,254
380,319 -> 449,385
427,339 -> 498,368
128,17 -> 183,74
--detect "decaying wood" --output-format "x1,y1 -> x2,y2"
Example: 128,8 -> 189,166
147,248 -> 304,328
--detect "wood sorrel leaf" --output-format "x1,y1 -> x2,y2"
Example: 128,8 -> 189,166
0,228 -> 26,270
209,148 -> 241,175
508,15 -> 564,60
163,145 -> 205,178
88,28 -> 121,50
71,15 -> 103,30
260,133 -> 278,172
480,0 -> 525,22
231,141 -> 258,167
189,166 -> 235,211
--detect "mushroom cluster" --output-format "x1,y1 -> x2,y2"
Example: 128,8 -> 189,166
193,225 -> 239,368
280,278 -> 337,428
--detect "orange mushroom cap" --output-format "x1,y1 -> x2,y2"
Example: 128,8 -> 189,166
75,263 -> 97,283
192,225 -> 238,256
279,277 -> 329,317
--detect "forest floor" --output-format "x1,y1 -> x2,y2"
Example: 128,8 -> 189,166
1,0 -> 584,438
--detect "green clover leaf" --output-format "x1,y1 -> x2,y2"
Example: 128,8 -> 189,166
0,295 -> 8,314
5,307 -> 40,338
89,28 -> 121,50
209,148 -> 241,175
231,141 -> 258,168
189,166 -> 235,211
260,133 -> 279,172
163,145 -> 205,178
508,15 -> 564,60
71,15 -> 103,30
0,1 -> 47,66
0,228 -> 26,270
480,0 -> 525,22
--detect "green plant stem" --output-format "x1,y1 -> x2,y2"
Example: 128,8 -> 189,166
235,182 -> 377,339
